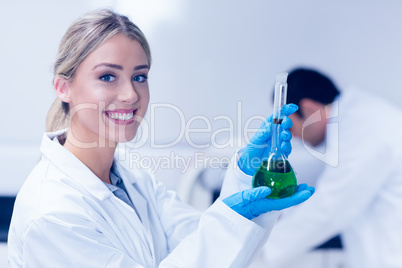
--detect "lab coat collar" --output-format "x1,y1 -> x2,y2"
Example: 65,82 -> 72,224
40,130 -> 117,201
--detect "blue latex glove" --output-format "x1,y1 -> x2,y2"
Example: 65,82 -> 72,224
223,184 -> 315,220
238,104 -> 298,176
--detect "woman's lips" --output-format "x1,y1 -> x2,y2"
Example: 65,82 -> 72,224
104,109 -> 137,125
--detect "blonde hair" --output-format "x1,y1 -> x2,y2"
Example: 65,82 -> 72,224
46,9 -> 151,132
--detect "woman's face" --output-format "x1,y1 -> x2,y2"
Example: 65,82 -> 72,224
66,34 -> 150,147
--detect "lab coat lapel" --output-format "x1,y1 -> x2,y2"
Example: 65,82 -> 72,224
113,163 -> 155,257
100,197 -> 153,266
40,131 -> 112,201
42,131 -> 156,266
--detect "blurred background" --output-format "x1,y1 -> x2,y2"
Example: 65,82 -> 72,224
1,0 -> 401,267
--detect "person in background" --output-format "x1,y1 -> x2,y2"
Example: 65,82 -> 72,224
260,67 -> 402,268
7,9 -> 314,268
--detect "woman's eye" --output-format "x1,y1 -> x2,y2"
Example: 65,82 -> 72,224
133,75 -> 148,83
99,74 -> 116,82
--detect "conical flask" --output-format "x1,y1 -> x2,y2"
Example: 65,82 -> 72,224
252,73 -> 297,199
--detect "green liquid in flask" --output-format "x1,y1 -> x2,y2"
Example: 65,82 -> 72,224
252,158 -> 297,199
252,72 -> 297,199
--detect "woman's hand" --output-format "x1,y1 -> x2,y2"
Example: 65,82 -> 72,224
238,104 -> 298,176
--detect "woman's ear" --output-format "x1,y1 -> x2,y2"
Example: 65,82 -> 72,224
54,76 -> 71,103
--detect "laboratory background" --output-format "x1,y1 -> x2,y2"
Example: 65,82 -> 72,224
1,0 -> 402,267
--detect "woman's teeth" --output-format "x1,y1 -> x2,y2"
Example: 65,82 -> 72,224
107,112 -> 134,121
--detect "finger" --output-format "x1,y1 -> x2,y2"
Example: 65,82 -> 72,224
267,114 -> 273,123
307,186 -> 315,195
286,189 -> 314,207
281,141 -> 292,157
280,116 -> 293,130
296,183 -> 308,191
296,184 -> 315,195
258,187 -> 314,211
280,130 -> 292,142
243,187 -> 272,202
248,121 -> 272,146
281,103 -> 298,116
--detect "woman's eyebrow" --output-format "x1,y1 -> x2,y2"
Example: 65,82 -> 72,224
93,63 -> 123,70
134,64 -> 149,71
92,63 -> 149,71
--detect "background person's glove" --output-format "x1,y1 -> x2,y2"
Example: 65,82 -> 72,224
238,104 -> 298,176
223,184 -> 315,220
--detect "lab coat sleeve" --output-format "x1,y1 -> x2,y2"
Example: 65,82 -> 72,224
260,142 -> 394,267
21,213 -> 145,268
155,150 -> 279,267
160,199 -> 267,268
219,149 -> 281,232
152,176 -> 202,251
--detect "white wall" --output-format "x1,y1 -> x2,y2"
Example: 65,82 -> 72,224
0,0 -> 115,194
117,0 -> 402,146
1,0 -> 402,194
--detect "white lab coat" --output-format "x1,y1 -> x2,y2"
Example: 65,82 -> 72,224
8,130 -> 279,268
286,137 -> 326,188
261,88 -> 402,268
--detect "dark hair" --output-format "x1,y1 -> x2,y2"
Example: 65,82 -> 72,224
286,68 -> 340,117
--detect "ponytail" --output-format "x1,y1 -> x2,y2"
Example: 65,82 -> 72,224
46,98 -> 69,132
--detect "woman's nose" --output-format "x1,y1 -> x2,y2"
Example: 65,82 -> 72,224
119,81 -> 139,104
